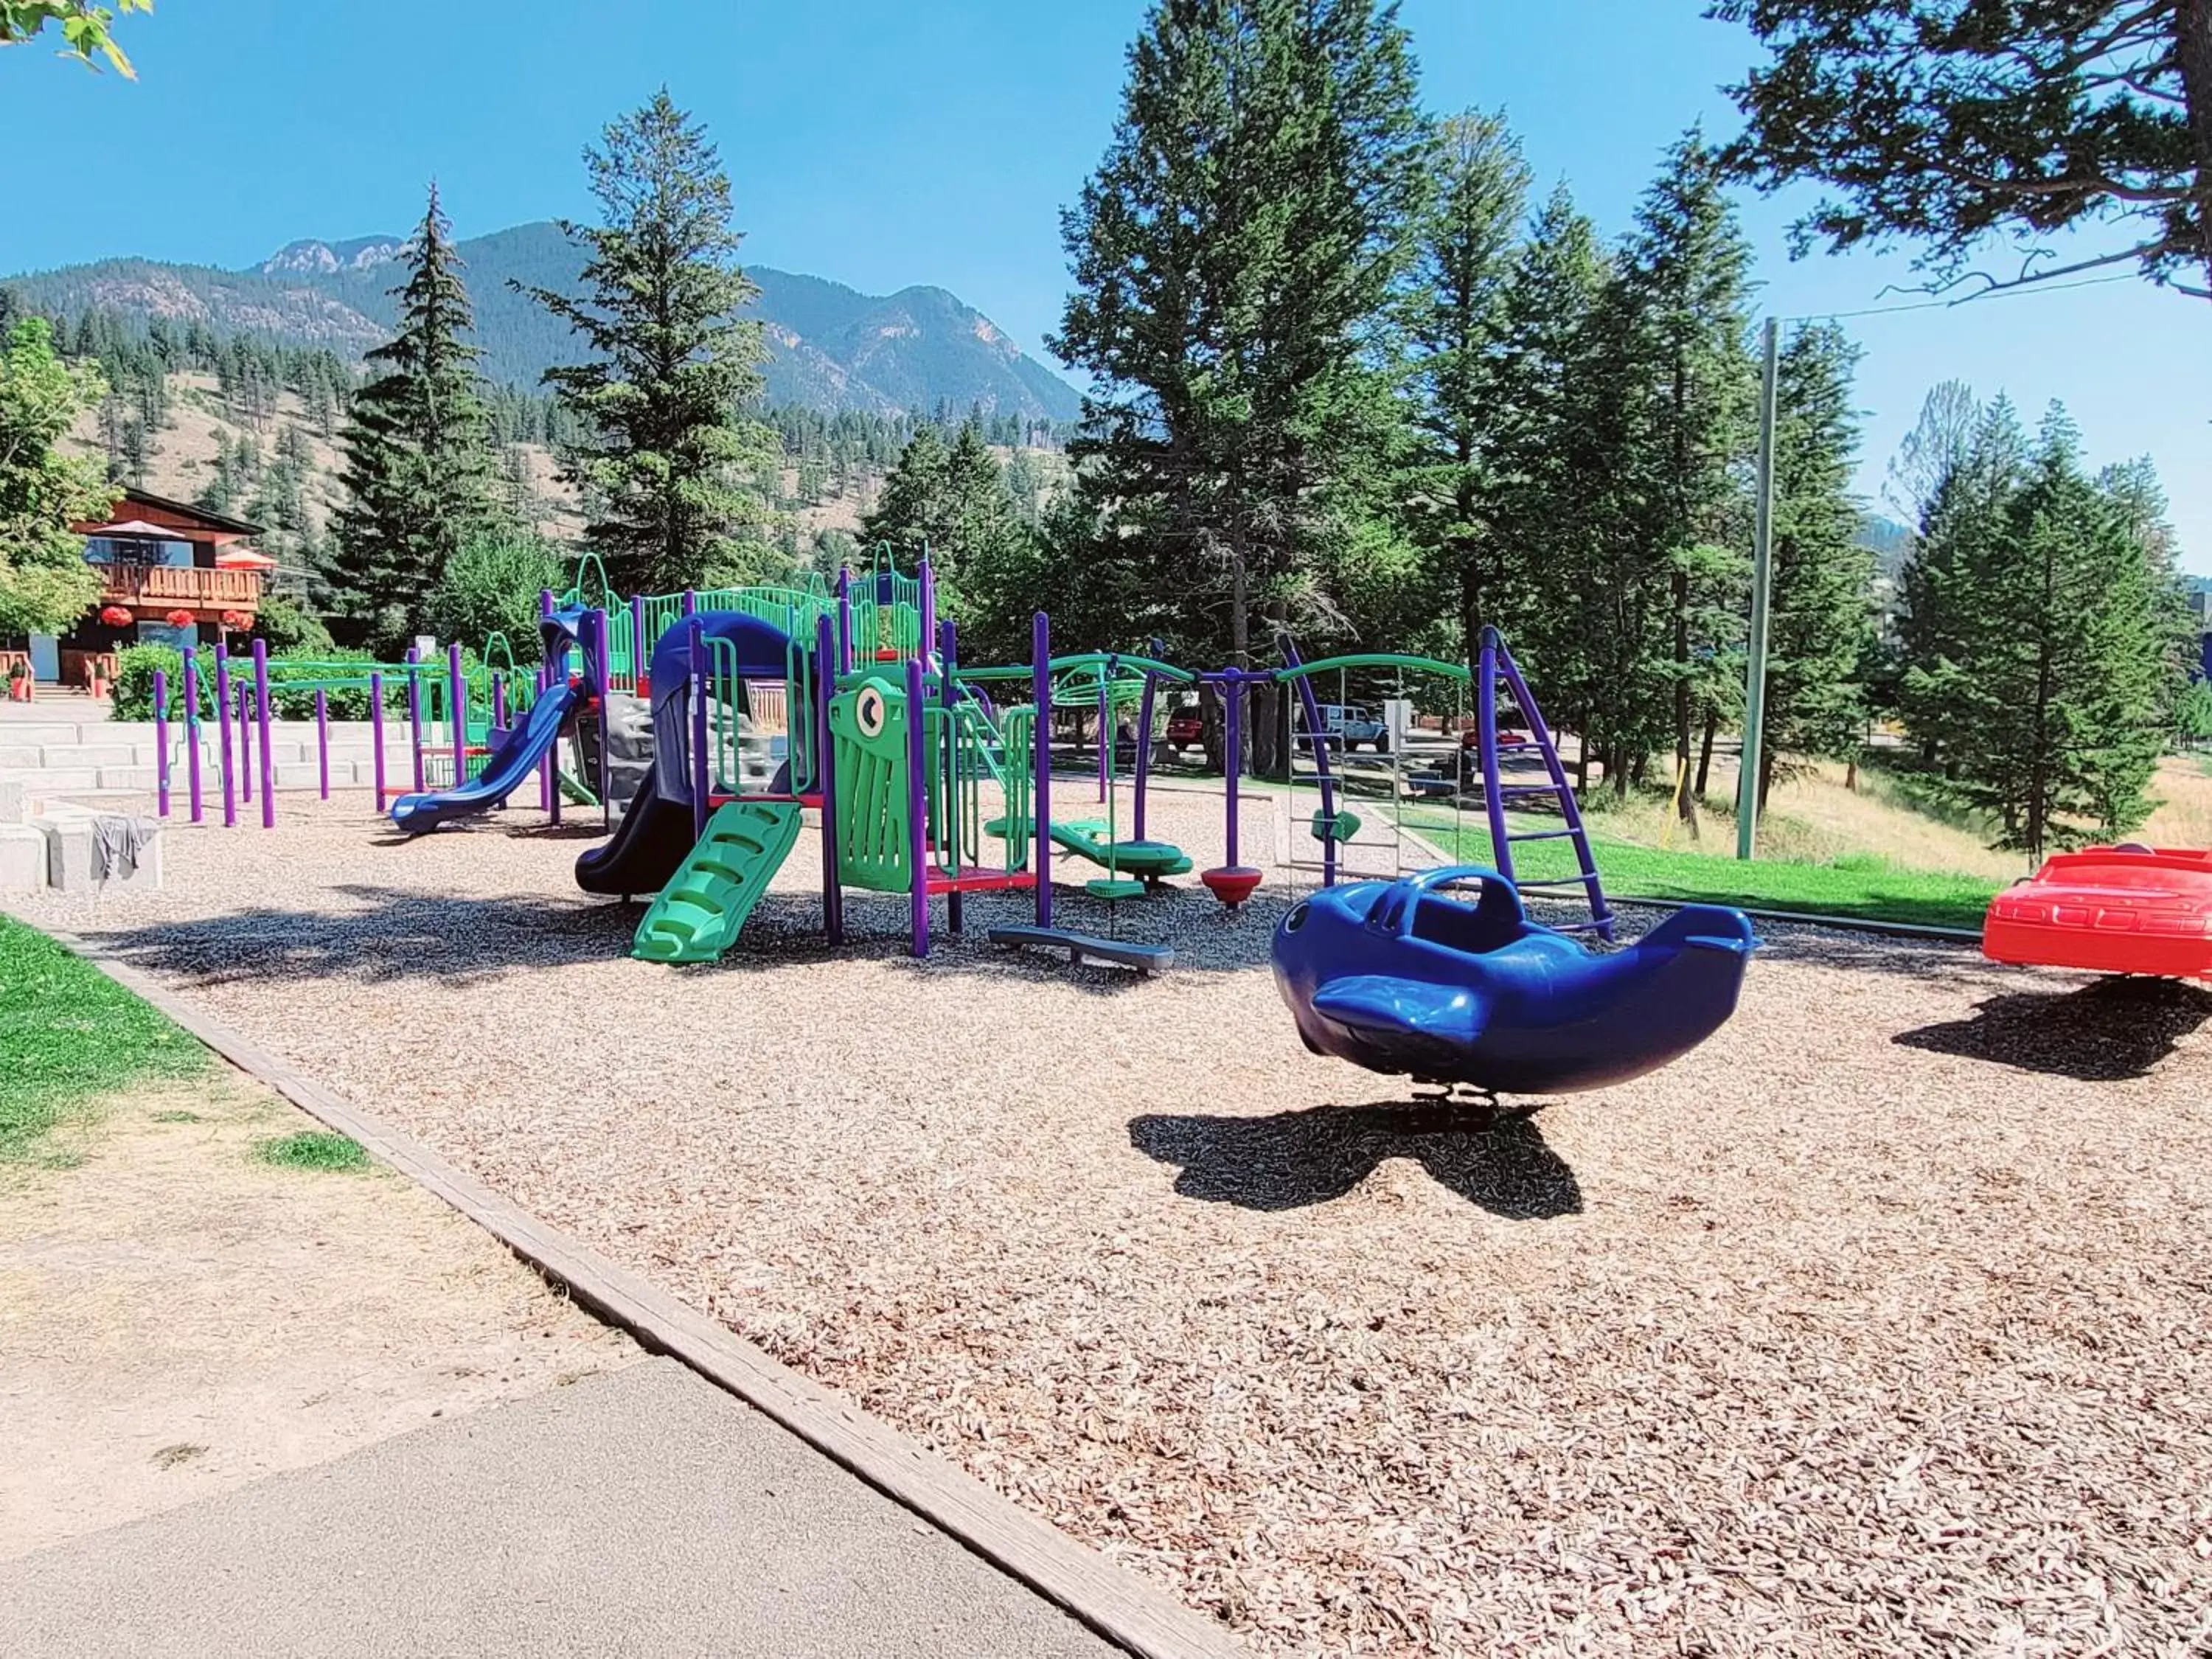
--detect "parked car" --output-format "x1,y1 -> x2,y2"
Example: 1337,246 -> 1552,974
1165,707 -> 1206,751
1297,703 -> 1391,753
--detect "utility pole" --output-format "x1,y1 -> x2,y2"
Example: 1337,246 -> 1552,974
1738,315 -> 1780,861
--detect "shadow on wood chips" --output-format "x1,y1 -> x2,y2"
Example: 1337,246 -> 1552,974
1894,975 -> 2212,1082
1130,1102 -> 1583,1219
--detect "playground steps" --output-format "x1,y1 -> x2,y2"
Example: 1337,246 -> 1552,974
632,800 -> 806,964
1477,628 -> 1614,942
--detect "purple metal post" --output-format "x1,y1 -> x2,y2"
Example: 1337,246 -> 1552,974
689,617 -> 710,846
448,641 -> 467,789
905,653 -> 930,959
1032,611 -> 1051,928
592,610 -> 613,823
835,566 -> 853,676
492,675 -> 508,734
1223,675 -> 1243,867
538,590 -> 557,815
629,594 -> 647,691
370,673 -> 387,810
1133,667 -> 1158,843
153,668 -> 170,818
684,588 -> 698,618
314,688 -> 330,800
405,648 -> 425,793
1279,639 -> 1339,886
182,649 -> 203,823
237,675 -> 252,805
252,639 -> 274,829
815,613 -> 844,945
939,617 -> 963,934
214,644 -> 236,828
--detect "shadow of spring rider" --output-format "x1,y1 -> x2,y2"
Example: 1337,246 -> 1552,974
1271,866 -> 1756,1100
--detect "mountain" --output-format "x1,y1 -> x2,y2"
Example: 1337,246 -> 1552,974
1857,514 -> 1913,580
5,221 -> 1084,422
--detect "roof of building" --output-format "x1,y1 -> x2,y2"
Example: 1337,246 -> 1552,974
74,487 -> 265,542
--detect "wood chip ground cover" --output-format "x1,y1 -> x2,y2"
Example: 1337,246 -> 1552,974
17,793 -> 2211,1655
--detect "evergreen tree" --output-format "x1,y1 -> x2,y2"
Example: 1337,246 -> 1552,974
1912,410 -> 2183,857
195,430 -> 244,515
330,184 -> 503,650
1756,321 -> 1872,810
1612,132 -> 1759,810
1896,395 -> 2028,766
1483,184 -> 1613,785
1054,0 -> 1433,720
860,421 -> 1032,600
528,90 -> 778,596
1400,109 -> 1532,663
860,424 -> 953,560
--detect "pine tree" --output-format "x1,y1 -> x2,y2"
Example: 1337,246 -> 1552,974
1612,132 -> 1758,810
1896,395 -> 2028,767
860,424 -> 953,561
330,183 -> 503,651
1484,185 -> 1613,784
1918,410 -> 2183,857
528,90 -> 778,597
1756,321 -> 1872,810
860,422 -> 1030,599
1400,109 -> 1532,663
1054,0 -> 1433,699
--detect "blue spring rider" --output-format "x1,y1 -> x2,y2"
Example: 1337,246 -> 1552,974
1271,866 -> 1756,1099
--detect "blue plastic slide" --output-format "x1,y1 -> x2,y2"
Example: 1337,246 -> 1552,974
1272,865 -> 1754,1096
390,682 -> 579,835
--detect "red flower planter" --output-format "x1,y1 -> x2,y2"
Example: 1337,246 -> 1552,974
164,608 -> 195,628
99,604 -> 133,627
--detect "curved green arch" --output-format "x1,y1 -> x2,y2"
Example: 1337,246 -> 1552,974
1272,652 -> 1470,684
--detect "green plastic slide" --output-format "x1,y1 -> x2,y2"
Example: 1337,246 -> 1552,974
632,800 -> 805,964
986,815 -> 1192,881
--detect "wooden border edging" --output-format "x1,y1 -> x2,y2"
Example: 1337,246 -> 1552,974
32,922 -> 1242,1659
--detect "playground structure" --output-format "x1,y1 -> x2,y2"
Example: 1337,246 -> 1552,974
375,546 -> 1649,973
383,551 -> 1217,966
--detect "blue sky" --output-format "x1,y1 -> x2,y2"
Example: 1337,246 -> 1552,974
5,0 -> 2206,571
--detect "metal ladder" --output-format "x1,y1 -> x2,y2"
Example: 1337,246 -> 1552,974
1476,627 -> 1614,941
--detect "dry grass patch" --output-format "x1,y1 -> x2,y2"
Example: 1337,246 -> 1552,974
0,1066 -> 637,1561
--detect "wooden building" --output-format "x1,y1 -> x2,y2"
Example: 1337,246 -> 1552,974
19,490 -> 269,688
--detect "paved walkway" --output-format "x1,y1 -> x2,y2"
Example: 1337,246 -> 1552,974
2,1358 -> 1124,1658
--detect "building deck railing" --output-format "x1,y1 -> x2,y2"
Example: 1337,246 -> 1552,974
100,563 -> 263,608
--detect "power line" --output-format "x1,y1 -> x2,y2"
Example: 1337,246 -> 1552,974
1787,271 -> 2138,324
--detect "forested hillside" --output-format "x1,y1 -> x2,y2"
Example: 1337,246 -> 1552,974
34,304 -> 1063,607
3,221 -> 1083,422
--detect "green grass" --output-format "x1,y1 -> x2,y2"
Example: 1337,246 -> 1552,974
1402,810 -> 2002,931
0,917 -> 207,1161
254,1131 -> 370,1172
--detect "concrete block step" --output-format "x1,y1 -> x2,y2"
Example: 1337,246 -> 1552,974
38,743 -> 149,769
0,824 -> 44,891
